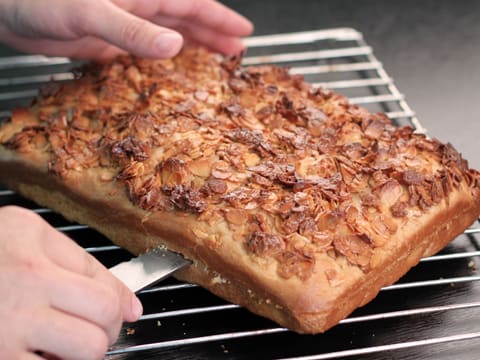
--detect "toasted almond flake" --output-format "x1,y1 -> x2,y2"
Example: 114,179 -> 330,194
191,226 -> 210,240
194,90 -> 209,101
189,159 -> 211,177
243,152 -> 261,167
245,202 -> 258,210
211,161 -> 232,179
224,209 -> 248,225
99,172 -> 114,182
203,147 -> 215,157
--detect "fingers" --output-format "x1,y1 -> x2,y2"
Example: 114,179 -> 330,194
37,216 -> 143,323
153,15 -> 246,55
162,0 -> 253,36
41,267 -> 123,344
84,0 -> 251,57
0,27 -> 128,60
84,2 -> 183,58
26,308 -> 109,360
0,206 -> 141,358
20,353 -> 44,360
0,349 -> 43,360
0,0 -> 252,59
0,205 -> 142,323
116,0 -> 253,37
49,266 -> 142,329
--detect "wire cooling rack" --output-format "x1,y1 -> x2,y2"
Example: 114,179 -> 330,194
1,28 -> 480,359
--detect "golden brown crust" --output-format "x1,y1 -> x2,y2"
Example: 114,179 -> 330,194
1,47 -> 480,333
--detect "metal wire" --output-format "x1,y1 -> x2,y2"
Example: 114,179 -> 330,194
105,302 -> 480,356
0,27 -> 479,359
275,332 -> 480,360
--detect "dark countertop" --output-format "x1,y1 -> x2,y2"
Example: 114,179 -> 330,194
223,0 -> 480,170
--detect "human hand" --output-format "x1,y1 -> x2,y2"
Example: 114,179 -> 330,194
0,0 -> 253,60
0,206 -> 143,360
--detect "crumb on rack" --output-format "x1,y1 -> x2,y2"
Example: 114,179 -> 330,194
468,260 -> 477,272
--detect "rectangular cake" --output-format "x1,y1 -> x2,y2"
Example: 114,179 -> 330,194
0,47 -> 479,333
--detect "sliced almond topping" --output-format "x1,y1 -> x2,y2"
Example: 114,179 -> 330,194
189,159 -> 212,178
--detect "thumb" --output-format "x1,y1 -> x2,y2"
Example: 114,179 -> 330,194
122,285 -> 144,323
86,2 -> 183,58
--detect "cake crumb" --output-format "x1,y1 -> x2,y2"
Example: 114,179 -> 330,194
468,260 -> 477,272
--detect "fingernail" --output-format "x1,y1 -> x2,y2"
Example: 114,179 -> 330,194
155,32 -> 183,58
131,295 -> 143,320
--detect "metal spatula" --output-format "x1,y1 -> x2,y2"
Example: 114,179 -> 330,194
109,248 -> 191,292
